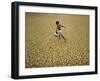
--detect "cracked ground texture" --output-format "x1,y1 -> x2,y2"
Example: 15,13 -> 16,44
25,12 -> 89,68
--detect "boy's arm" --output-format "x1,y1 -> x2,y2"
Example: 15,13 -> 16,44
59,25 -> 65,28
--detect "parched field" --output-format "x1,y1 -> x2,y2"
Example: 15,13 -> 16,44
25,12 -> 89,68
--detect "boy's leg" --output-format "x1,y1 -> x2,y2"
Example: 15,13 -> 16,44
60,33 -> 66,41
58,34 -> 61,39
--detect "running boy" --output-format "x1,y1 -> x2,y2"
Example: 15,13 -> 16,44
55,21 -> 66,41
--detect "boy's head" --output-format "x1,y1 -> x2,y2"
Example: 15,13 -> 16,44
56,21 -> 59,25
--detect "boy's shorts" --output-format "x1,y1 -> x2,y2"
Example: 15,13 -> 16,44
57,30 -> 62,34
54,30 -> 62,37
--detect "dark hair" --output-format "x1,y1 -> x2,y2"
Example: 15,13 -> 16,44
56,21 -> 59,24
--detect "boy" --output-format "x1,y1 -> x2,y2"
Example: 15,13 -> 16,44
55,21 -> 66,41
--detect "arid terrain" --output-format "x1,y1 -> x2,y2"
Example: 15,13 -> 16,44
25,12 -> 89,68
